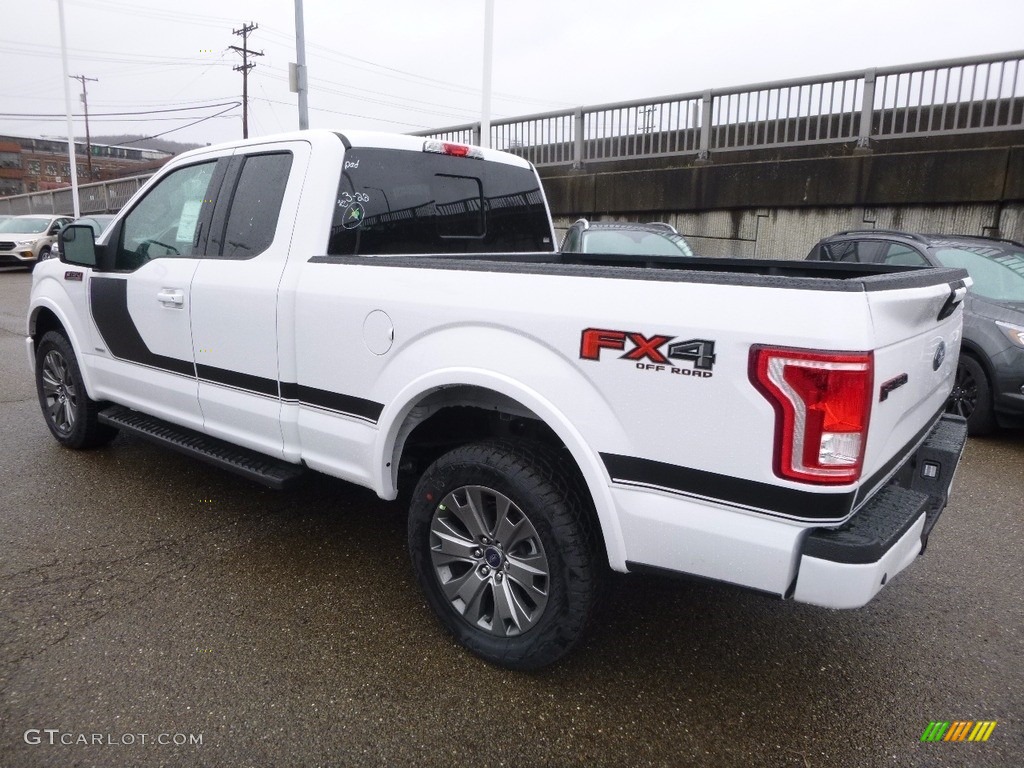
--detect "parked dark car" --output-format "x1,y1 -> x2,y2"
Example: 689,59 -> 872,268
806,230 -> 1024,434
561,219 -> 695,257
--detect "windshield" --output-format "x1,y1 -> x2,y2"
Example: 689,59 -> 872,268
932,246 -> 1024,303
0,217 -> 50,234
582,230 -> 693,257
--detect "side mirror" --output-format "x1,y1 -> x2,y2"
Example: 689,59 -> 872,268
60,224 -> 97,267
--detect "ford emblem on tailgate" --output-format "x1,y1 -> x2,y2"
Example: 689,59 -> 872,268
933,340 -> 946,371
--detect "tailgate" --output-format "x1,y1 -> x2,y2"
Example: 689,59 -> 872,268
855,272 -> 968,506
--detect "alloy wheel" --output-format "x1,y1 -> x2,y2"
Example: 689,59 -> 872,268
40,349 -> 78,434
428,484 -> 550,637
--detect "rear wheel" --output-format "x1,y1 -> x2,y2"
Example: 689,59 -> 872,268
408,440 -> 602,670
946,354 -> 995,435
35,331 -> 118,448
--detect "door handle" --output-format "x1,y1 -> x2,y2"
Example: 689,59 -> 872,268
157,288 -> 185,307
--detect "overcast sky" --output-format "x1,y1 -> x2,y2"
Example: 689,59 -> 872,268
2,0 -> 1023,149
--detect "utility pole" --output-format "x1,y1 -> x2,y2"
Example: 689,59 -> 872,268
292,0 -> 309,129
480,0 -> 494,148
70,75 -> 98,179
57,0 -> 80,216
230,22 -> 263,139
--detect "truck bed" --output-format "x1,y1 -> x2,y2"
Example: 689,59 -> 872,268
310,252 -> 969,292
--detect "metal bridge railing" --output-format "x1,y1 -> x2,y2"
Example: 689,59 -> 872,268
4,52 -> 1022,215
414,50 -> 1024,167
0,173 -> 153,216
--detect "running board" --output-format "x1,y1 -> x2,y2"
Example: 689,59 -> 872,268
98,405 -> 305,490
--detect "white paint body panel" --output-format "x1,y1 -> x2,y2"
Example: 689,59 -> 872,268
794,514 -> 926,608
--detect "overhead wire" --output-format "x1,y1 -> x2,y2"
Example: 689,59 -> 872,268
257,25 -> 570,109
118,103 -> 239,143
0,102 -> 241,118
249,97 -> 428,130
4,5 -> 570,140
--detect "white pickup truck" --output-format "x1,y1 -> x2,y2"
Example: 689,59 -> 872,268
29,129 -> 969,669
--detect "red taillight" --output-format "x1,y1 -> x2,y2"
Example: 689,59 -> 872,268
749,346 -> 873,485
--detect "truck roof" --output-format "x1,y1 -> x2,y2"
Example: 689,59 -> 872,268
171,128 -> 534,170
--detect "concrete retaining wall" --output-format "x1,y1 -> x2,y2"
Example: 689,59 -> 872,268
553,203 -> 1024,260
543,131 -> 1024,258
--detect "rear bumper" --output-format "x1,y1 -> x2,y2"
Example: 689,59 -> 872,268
792,413 -> 968,609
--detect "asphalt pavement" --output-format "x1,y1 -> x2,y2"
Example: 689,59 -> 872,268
1,267 -> 1021,767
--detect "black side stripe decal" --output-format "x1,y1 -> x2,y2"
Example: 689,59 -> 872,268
601,453 -> 856,522
89,276 -> 383,423
90,277 -> 195,377
197,364 -> 278,397
293,384 -> 384,423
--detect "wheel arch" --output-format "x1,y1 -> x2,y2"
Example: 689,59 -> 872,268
374,370 -> 627,571
958,338 -> 996,384
28,300 -> 97,395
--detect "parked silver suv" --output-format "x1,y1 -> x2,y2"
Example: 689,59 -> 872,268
0,214 -> 74,269
561,219 -> 695,257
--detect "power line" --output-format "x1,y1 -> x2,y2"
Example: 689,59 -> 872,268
229,22 -> 263,139
250,97 -> 428,130
258,25 -> 570,109
67,0 -> 240,30
118,103 -> 239,144
0,102 -> 242,118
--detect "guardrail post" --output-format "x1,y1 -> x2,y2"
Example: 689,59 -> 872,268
856,69 -> 876,150
472,122 -> 482,146
698,90 -> 713,161
573,108 -> 584,168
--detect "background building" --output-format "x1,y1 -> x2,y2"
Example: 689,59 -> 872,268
0,134 -> 172,195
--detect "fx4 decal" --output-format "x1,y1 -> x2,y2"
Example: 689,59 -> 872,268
579,329 -> 717,378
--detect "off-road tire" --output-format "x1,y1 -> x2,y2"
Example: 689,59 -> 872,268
35,330 -> 118,449
408,440 -> 603,670
947,354 -> 996,435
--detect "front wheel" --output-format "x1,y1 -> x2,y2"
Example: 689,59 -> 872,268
408,441 -> 602,670
29,246 -> 50,271
35,331 -> 118,448
946,354 -> 996,435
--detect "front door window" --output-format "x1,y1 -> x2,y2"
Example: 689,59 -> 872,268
118,161 -> 217,271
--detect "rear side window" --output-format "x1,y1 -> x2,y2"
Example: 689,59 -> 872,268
218,152 -> 293,259
821,242 -> 859,262
327,147 -> 552,255
881,243 -> 928,266
821,240 -> 884,263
